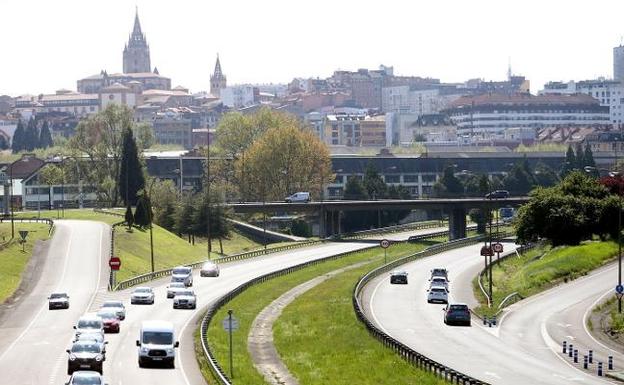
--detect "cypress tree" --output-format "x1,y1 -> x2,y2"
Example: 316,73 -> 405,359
575,142 -> 585,169
584,142 -> 596,168
39,121 -> 53,149
24,118 -> 38,151
119,127 -> 146,206
11,120 -> 25,153
133,195 -> 152,228
0,135 -> 9,150
124,204 -> 135,230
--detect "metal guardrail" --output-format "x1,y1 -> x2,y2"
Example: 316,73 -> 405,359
337,220 -> 445,240
352,232 -> 512,385
498,292 -> 523,310
199,244 -> 379,384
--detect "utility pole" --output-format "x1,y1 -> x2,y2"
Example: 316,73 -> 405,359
206,134 -> 211,259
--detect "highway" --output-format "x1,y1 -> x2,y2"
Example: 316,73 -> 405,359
0,221 -> 447,385
362,243 -> 615,385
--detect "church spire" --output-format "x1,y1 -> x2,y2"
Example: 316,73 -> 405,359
132,6 -> 143,38
214,54 -> 223,77
123,6 -> 151,73
210,54 -> 227,97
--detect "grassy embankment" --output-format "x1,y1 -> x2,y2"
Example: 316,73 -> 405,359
0,222 -> 52,302
473,241 -> 618,316
199,239 -> 448,385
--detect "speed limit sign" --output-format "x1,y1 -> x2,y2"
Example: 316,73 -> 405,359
492,243 -> 504,253
380,239 -> 390,249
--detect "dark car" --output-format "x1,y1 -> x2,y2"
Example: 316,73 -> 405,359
407,235 -> 422,243
390,271 -> 408,284
485,190 -> 510,199
49,292 -> 70,310
66,340 -> 106,375
430,268 -> 449,280
443,303 -> 471,326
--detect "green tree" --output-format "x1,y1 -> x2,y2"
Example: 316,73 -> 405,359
124,204 -> 134,231
584,142 -> 596,168
149,178 -> 179,231
39,121 -> 53,149
560,144 -> 577,177
11,120 -> 25,153
575,142 -> 585,169
38,163 -> 64,209
118,127 -> 145,206
502,162 -> 534,195
291,219 -> 312,237
0,135 -> 9,150
175,194 -> 195,241
133,193 -> 152,228
533,162 -> 559,187
433,165 -> 464,197
133,122 -> 155,150
24,118 -> 39,151
192,189 -> 231,254
363,162 -> 387,199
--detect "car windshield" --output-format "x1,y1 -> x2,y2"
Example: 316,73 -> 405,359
449,305 -> 468,311
78,320 -> 102,329
432,278 -> 446,283
96,311 -> 117,320
76,334 -> 103,342
102,302 -> 122,308
50,293 -> 68,299
169,283 -> 185,289
203,262 -> 215,268
143,331 -> 173,345
431,288 -> 446,293
135,288 -> 151,293
173,268 -> 190,275
71,374 -> 102,385
71,343 -> 100,353
177,291 -> 194,297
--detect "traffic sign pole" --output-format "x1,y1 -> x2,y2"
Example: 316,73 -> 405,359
228,309 -> 234,380
380,239 -> 390,264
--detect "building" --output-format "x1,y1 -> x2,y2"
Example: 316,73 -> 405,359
324,113 -> 364,146
615,45 -> 624,83
14,91 -> 100,119
445,93 -> 610,138
152,109 -> 196,149
123,9 -> 151,74
584,131 -> 624,153
220,85 -> 258,109
382,86 -> 462,115
99,82 -> 138,110
359,116 -> 387,146
210,55 -> 227,97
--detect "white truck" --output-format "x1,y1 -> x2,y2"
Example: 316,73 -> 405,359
136,320 -> 179,368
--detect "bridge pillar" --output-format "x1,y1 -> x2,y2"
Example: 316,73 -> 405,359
449,208 -> 467,240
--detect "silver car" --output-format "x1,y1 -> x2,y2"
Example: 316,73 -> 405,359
166,282 -> 187,298
173,289 -> 197,309
49,292 -> 70,310
200,260 -> 220,277
427,285 -> 449,304
74,315 -> 104,337
171,266 -> 193,287
430,277 -> 449,291
65,370 -> 108,385
99,300 -> 126,320
130,287 -> 155,305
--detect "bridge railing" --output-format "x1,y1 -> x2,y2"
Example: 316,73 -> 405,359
336,220 -> 445,240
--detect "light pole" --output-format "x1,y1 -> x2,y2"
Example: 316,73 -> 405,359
146,178 -> 157,274
206,132 -> 212,259
9,164 -> 14,239
616,138 -> 622,313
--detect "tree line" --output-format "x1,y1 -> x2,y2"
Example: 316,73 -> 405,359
11,118 -> 53,152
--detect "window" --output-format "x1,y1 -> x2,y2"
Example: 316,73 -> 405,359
384,175 -> 400,183
403,174 -> 418,183
421,174 -> 437,183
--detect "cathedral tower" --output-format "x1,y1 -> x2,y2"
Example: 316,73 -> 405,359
123,8 -> 151,74
210,55 -> 227,97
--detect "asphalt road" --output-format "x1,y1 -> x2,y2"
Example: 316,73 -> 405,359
362,243 -> 616,385
0,220 -> 447,385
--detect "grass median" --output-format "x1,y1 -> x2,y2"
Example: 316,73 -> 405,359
0,222 -> 51,302
198,239 -> 447,385
473,240 -> 618,317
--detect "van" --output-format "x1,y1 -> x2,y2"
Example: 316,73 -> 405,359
285,192 -> 310,203
136,320 -> 179,368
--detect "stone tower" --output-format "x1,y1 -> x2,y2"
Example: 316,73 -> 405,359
210,55 -> 227,97
123,8 -> 151,74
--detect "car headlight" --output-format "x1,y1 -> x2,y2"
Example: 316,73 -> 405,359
140,347 -> 149,353
95,354 -> 103,362
69,354 -> 77,361
166,348 -> 174,355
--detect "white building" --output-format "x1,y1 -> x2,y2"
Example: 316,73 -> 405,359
99,82 -> 138,110
615,45 -> 624,83
382,86 -> 461,115
220,85 -> 258,109
14,91 -> 100,119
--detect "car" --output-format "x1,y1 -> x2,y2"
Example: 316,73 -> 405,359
284,191 -> 310,203
73,333 -> 107,356
443,303 -> 472,326
390,271 -> 408,284
166,282 -> 187,298
65,371 -> 107,385
485,190 -> 510,199
66,340 -> 106,375
96,310 -> 120,333
170,266 -> 193,287
407,235 -> 422,243
131,287 -> 155,305
99,300 -> 126,320
430,276 -> 449,290
136,320 -> 179,368
430,268 -> 449,280
172,289 -> 197,309
74,315 -> 104,337
49,292 -> 70,310
427,285 -> 449,304
200,260 -> 220,277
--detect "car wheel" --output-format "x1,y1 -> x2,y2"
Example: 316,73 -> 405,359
192,304 -> 196,309
151,299 -> 155,305
138,358 -> 145,368
169,359 -> 175,369
49,305 -> 53,310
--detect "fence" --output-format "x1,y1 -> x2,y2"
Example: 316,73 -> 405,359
0,217 -> 55,236
337,220 -> 445,240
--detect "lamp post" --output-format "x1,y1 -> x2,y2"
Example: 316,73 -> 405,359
9,164 -> 14,239
61,156 -> 65,218
616,138 -> 622,313
206,132 -> 211,259
146,178 -> 157,274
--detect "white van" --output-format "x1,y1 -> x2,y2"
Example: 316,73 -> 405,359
136,320 -> 179,368
285,192 -> 310,203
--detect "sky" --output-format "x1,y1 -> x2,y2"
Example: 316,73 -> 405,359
1,0 -> 624,96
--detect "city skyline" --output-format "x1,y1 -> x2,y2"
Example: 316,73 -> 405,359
2,0 -> 624,96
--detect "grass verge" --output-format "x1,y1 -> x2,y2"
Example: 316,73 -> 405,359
200,239 -> 447,385
473,240 -> 618,317
0,222 -> 51,302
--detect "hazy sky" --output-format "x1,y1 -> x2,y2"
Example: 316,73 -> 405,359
1,0 -> 623,96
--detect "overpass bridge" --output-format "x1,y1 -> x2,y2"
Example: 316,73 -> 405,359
225,197 -> 529,239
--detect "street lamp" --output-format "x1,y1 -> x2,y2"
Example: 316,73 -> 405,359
9,164 -> 14,239
146,178 -> 157,274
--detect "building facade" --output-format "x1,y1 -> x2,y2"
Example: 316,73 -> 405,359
210,55 -> 227,97
220,85 -> 258,109
615,45 -> 624,83
123,9 -> 151,74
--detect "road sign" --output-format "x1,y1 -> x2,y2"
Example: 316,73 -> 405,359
18,230 -> 28,241
492,243 -> 504,253
222,316 -> 239,331
480,246 -> 493,256
380,239 -> 390,249
616,284 -> 624,294
109,257 -> 121,271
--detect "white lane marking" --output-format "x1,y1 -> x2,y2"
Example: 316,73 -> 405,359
0,225 -> 73,362
85,224 -> 104,311
369,276 -> 392,337
178,314 -> 194,385
582,288 -> 621,355
484,371 -> 501,379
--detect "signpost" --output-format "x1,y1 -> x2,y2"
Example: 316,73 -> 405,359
222,309 -> 238,380
18,230 -> 28,252
380,239 -> 390,264
109,257 -> 121,271
616,284 -> 624,300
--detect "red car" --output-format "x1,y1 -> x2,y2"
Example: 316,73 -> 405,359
96,310 -> 120,333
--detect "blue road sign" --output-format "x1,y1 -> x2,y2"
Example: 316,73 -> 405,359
616,284 -> 624,294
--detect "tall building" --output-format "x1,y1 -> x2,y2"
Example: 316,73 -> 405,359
615,45 -> 624,83
210,55 -> 227,97
123,8 -> 151,74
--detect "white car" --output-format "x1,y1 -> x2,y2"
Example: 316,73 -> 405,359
73,315 -> 104,337
99,300 -> 126,320
166,282 -> 187,298
49,292 -> 70,310
200,260 -> 220,277
171,266 -> 193,287
130,287 -> 155,305
430,277 -> 449,290
285,192 -> 310,203
427,285 -> 449,304
65,370 -> 108,385
172,289 -> 197,309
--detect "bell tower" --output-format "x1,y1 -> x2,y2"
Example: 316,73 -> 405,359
123,8 -> 151,74
210,54 -> 227,97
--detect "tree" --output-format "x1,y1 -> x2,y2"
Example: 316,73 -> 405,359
149,178 -> 179,231
341,176 -> 370,232
11,120 -> 25,153
38,163 -> 64,209
502,162 -> 534,195
133,122 -> 155,150
533,162 -> 559,187
118,127 -> 145,206
433,165 -> 464,197
191,188 -> 231,253
124,205 -> 134,231
0,135 -> 9,150
133,193 -> 152,228
39,121 -> 53,149
575,142 -> 585,170
560,145 -> 577,177
24,118 -> 39,151
584,142 -> 596,168
175,194 -> 195,241
363,162 -> 387,199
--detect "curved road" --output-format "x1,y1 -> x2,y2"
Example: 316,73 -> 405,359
0,221 -> 446,385
362,243 -> 615,385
